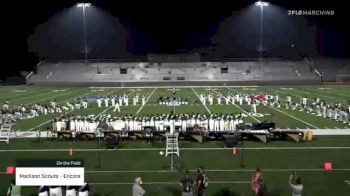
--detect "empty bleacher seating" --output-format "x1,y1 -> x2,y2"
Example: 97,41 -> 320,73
28,58 -> 339,85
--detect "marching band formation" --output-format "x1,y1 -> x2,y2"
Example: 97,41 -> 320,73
158,96 -> 190,106
286,96 -> 350,124
1,90 -> 350,132
96,93 -> 147,112
0,98 -> 88,124
52,113 -> 245,134
198,92 -> 263,114
0,92 -> 145,125
198,91 -> 350,124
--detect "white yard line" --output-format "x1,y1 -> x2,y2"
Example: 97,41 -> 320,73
9,90 -> 61,104
191,87 -> 212,114
95,106 -> 115,118
273,88 -> 297,97
0,88 -> 52,101
85,168 -> 350,173
95,89 -> 135,118
302,87 -> 350,100
136,88 -> 157,114
89,181 -> 251,185
88,86 -> 259,89
232,87 -> 319,128
293,88 -> 347,103
220,87 -> 261,123
57,90 -> 93,104
24,90 -> 107,132
233,103 -> 261,123
2,146 -> 350,152
273,88 -> 347,109
25,88 -> 141,132
269,107 -> 319,129
22,89 -> 79,106
25,121 -> 54,132
270,94 -> 330,129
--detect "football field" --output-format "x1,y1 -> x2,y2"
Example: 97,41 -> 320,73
0,85 -> 349,131
1,138 -> 350,195
1,85 -> 350,195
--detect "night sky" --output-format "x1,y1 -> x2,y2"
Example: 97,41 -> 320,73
1,0 -> 349,80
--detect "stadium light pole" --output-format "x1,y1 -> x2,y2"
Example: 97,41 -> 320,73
171,88 -> 176,171
255,1 -> 269,60
77,3 -> 91,64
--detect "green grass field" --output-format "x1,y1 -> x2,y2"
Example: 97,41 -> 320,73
1,85 -> 350,195
0,85 -> 349,131
1,138 -> 350,195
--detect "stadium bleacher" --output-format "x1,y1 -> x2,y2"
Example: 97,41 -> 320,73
26,58 -> 339,86
312,58 -> 350,82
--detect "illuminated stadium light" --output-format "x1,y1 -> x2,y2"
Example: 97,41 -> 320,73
76,3 -> 91,64
255,1 -> 269,60
255,1 -> 269,7
77,3 -> 91,7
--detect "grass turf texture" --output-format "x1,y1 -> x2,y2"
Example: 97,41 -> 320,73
1,85 -> 350,195
1,138 -> 350,195
0,85 -> 349,131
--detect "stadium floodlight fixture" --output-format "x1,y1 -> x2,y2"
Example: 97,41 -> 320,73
77,3 -> 91,7
76,3 -> 91,64
255,1 -> 269,60
255,1 -> 269,7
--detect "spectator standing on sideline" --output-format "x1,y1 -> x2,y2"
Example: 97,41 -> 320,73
179,170 -> 194,196
252,168 -> 263,196
257,176 -> 268,196
196,167 -> 208,196
289,174 -> 303,196
133,177 -> 146,196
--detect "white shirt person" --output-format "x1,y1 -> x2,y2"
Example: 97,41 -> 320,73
289,174 -> 303,196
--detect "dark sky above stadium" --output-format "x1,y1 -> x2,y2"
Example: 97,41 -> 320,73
1,0 -> 349,79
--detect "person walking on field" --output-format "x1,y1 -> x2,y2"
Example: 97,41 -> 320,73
133,177 -> 146,196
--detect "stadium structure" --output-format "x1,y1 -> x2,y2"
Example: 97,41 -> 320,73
1,1 -> 350,196
26,56 -> 350,86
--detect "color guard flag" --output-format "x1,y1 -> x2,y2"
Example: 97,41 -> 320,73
324,162 -> 333,171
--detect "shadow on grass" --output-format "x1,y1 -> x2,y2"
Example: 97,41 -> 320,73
268,187 -> 283,196
163,184 -> 182,196
212,187 -> 240,196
